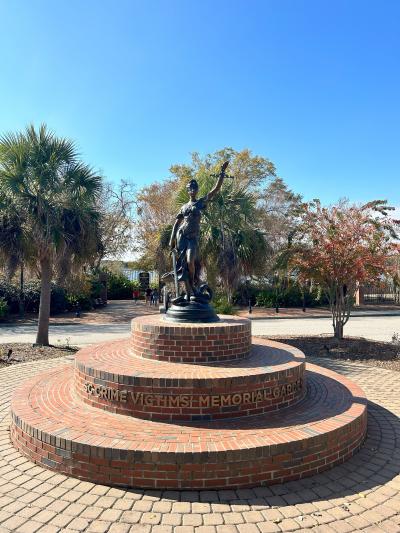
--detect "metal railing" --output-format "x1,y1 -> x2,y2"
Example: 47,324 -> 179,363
362,284 -> 400,305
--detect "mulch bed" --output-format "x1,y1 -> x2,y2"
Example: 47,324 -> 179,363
268,335 -> 400,372
0,343 -> 78,367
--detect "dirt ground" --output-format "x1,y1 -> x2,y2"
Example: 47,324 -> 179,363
1,335 -> 400,371
0,343 -> 78,367
269,335 -> 400,372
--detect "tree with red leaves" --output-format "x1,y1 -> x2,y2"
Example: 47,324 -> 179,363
288,200 -> 399,339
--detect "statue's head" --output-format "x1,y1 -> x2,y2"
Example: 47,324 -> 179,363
186,179 -> 199,199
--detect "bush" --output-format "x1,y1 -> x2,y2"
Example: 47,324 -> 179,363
213,295 -> 236,315
50,284 -> 68,314
0,278 -> 69,315
90,279 -> 103,299
66,292 -> 93,311
23,281 -> 68,314
107,271 -> 135,299
255,283 -> 328,308
0,278 -> 19,313
22,280 -> 41,313
0,297 -> 8,319
255,289 -> 276,308
233,283 -> 259,306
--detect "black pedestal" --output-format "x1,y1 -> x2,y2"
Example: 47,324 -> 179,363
164,299 -> 219,323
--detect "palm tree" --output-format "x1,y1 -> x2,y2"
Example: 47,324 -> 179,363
0,124 -> 102,345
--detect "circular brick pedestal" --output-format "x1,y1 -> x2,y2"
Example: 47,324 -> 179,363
9,314 -> 367,489
74,338 -> 306,421
131,315 -> 251,363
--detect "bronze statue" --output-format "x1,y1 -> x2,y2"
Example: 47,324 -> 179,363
163,161 -> 232,322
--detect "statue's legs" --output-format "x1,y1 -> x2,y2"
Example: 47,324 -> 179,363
184,280 -> 191,301
186,248 -> 197,299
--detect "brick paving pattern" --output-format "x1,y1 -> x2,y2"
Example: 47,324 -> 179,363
1,354 -> 399,531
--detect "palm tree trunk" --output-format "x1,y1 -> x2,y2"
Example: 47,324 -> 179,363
19,263 -> 24,318
36,257 -> 52,345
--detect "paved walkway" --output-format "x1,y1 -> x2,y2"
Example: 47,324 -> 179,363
1,314 -> 400,346
251,315 -> 400,342
0,355 -> 399,532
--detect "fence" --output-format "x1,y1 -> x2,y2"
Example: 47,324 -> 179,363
362,283 -> 400,305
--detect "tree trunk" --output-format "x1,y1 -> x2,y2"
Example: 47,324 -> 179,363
36,257 -> 52,346
330,285 -> 345,340
334,322 -> 344,340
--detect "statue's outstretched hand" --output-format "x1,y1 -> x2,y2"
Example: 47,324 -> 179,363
220,161 -> 229,176
220,161 -> 234,180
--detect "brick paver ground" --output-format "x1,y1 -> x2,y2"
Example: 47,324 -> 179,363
0,355 -> 399,532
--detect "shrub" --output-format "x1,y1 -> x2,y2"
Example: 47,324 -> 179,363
0,278 -> 19,313
23,281 -> 68,314
107,271 -> 134,299
90,279 -> 103,299
0,297 -> 8,319
50,285 -> 68,314
255,283 -> 327,308
255,289 -> 276,308
66,292 -> 93,311
213,295 -> 236,315
233,283 -> 259,306
1,278 -> 69,315
22,280 -> 41,313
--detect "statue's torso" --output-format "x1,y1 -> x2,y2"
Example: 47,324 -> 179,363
178,197 -> 207,239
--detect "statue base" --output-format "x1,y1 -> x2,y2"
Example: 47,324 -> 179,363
164,298 -> 219,323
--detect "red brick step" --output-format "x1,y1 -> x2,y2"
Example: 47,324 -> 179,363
130,315 -> 251,363
74,338 -> 306,421
10,360 -> 367,489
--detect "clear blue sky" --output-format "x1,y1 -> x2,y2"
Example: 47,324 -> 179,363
0,0 -> 399,205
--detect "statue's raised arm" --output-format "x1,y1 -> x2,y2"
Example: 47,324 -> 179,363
205,160 -> 230,202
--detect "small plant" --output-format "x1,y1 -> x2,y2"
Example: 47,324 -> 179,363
391,333 -> 400,346
214,296 -> 235,315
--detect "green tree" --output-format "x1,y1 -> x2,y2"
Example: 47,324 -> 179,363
0,124 -> 102,345
135,147 -> 302,301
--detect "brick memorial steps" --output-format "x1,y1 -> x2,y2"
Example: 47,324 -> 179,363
74,338 -> 306,420
10,364 -> 366,488
9,315 -> 367,489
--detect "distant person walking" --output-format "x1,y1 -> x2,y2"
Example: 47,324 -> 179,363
145,287 -> 152,305
152,289 -> 159,306
132,289 -> 140,304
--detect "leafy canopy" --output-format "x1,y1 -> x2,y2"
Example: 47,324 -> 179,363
287,199 -> 400,338
0,124 -> 102,274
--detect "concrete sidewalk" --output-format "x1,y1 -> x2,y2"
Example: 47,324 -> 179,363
1,300 -> 400,346
2,300 -> 400,328
1,314 -> 400,346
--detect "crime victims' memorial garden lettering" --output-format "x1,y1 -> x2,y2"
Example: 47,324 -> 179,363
83,379 -> 303,407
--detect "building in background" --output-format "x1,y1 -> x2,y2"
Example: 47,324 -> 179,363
122,269 -> 159,287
